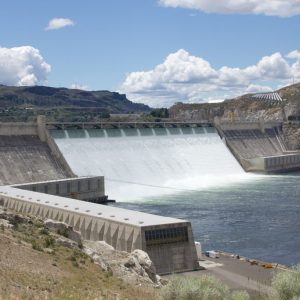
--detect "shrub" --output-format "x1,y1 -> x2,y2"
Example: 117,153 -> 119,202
160,275 -> 230,300
231,290 -> 250,300
150,108 -> 169,118
57,227 -> 69,238
44,236 -> 55,248
39,227 -> 49,235
68,254 -> 77,262
31,240 -> 42,251
269,265 -> 300,300
10,218 -> 19,230
72,260 -> 79,268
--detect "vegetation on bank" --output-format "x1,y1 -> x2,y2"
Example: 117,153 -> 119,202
270,265 -> 300,300
161,267 -> 300,300
0,106 -> 113,122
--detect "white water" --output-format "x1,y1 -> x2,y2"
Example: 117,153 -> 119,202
52,127 -> 257,201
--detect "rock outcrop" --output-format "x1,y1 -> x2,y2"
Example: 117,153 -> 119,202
169,82 -> 300,122
44,219 -> 82,244
283,123 -> 300,150
131,249 -> 157,283
83,240 -> 164,287
169,100 -> 285,122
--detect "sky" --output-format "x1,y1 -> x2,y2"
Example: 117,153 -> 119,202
0,0 -> 300,107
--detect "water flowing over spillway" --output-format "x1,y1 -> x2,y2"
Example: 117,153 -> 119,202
52,127 -> 253,201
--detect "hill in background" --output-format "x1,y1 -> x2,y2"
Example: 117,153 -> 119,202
1,82 -> 299,123
0,85 -> 151,122
169,82 -> 300,122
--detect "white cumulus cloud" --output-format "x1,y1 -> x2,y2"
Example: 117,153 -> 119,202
70,83 -> 89,90
0,46 -> 51,86
287,50 -> 300,60
46,18 -> 75,30
120,49 -> 300,107
245,84 -> 273,93
159,0 -> 300,17
287,50 -> 300,80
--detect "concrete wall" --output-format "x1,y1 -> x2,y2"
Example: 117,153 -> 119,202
0,122 -> 37,135
0,135 -> 70,185
244,154 -> 300,173
264,154 -> 300,173
216,121 -> 300,173
242,157 -> 265,172
214,118 -> 281,132
14,176 -> 106,203
142,224 -> 199,274
0,117 -> 75,185
37,116 -> 75,178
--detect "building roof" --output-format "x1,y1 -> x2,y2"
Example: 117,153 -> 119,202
0,186 -> 186,227
11,176 -> 103,187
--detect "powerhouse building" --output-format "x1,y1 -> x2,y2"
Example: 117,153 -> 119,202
0,185 -> 199,274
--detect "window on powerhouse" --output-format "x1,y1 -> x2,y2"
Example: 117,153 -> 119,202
145,227 -> 188,245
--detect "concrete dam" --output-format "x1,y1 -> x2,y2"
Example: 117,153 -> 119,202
0,135 -> 69,185
1,118 -> 300,274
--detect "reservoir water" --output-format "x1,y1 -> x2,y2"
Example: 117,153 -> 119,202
52,128 -> 300,266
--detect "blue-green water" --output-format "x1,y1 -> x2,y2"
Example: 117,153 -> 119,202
114,174 -> 300,266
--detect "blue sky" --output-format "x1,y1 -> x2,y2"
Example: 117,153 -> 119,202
0,0 -> 300,107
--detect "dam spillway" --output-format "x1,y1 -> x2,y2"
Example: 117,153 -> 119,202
51,127 -> 249,201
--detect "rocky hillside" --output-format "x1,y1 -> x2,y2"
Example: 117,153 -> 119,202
0,85 -> 151,122
0,206 -> 162,299
169,83 -> 300,122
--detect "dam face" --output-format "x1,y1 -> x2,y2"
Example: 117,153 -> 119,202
51,127 -> 248,201
0,135 -> 69,185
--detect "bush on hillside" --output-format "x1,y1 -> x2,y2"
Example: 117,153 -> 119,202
161,275 -> 241,300
150,108 -> 169,118
269,265 -> 300,300
231,290 -> 250,300
160,275 -> 251,300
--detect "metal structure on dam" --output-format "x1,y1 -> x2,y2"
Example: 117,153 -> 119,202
45,120 -> 213,130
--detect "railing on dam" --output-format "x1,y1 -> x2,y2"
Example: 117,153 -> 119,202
46,121 -> 213,130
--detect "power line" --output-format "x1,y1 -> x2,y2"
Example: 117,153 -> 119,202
106,177 -> 200,192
